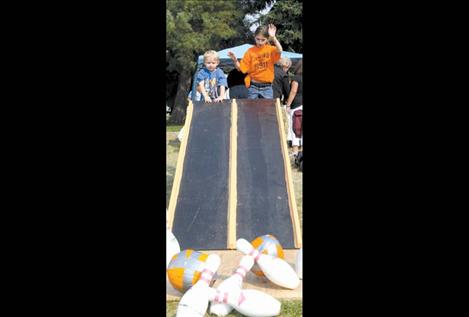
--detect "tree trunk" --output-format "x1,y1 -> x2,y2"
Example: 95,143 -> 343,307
168,70 -> 192,124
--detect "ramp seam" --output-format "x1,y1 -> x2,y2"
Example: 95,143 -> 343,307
227,99 -> 238,249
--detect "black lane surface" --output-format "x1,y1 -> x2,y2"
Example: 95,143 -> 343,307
236,99 -> 295,248
172,101 -> 231,250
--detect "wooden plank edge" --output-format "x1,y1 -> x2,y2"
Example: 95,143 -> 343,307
275,98 -> 302,248
167,100 -> 194,230
227,99 -> 238,249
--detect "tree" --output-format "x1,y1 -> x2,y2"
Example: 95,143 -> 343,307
259,0 -> 303,53
166,0 -> 276,124
166,0 -> 246,123
238,0 -> 276,13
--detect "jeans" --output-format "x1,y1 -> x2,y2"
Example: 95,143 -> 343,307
248,85 -> 273,99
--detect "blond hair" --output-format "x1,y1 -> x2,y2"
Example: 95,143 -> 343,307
203,50 -> 220,62
276,57 -> 292,68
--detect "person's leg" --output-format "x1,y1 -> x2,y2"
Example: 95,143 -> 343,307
248,86 -> 259,99
258,86 -> 273,99
297,106 -> 303,150
292,136 -> 300,156
287,105 -> 297,146
290,106 -> 302,156
286,109 -> 294,143
292,130 -> 299,155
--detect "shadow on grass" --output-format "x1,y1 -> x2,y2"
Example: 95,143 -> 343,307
167,139 -> 181,147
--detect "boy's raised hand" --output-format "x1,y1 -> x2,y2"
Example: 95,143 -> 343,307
268,24 -> 277,38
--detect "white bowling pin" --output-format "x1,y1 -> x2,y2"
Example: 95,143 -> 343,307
295,248 -> 302,279
236,238 -> 300,289
166,228 -> 181,267
209,255 -> 254,316
176,254 -> 221,317
209,287 -> 281,317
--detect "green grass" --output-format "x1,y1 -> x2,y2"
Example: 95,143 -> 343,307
166,112 -> 184,132
166,299 -> 302,317
292,164 -> 303,230
166,124 -> 183,132
166,139 -> 180,208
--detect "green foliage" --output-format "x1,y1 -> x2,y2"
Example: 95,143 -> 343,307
166,124 -> 183,132
165,300 -> 302,316
166,0 -> 247,74
165,0 -> 303,123
166,0 -> 256,123
260,0 -> 303,53
166,0 -> 278,74
238,0 -> 276,13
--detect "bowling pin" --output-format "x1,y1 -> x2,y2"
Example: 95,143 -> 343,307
209,255 -> 254,316
209,287 -> 281,317
295,248 -> 302,279
176,253 -> 221,317
236,238 -> 300,289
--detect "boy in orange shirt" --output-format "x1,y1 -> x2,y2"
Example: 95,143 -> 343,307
228,24 -> 283,99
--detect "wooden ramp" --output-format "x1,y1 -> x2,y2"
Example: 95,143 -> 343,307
167,99 -> 301,250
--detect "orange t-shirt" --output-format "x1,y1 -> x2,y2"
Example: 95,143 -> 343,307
239,44 -> 281,87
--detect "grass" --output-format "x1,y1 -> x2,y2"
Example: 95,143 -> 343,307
166,299 -> 302,317
166,124 -> 183,132
166,137 -> 180,208
166,111 -> 184,132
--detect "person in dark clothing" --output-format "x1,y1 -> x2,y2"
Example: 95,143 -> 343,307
227,68 -> 249,99
272,57 -> 292,103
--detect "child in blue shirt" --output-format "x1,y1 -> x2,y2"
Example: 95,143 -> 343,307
195,50 -> 227,102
